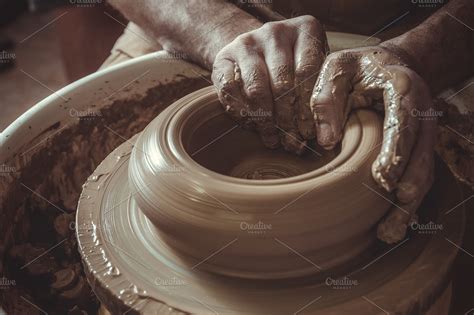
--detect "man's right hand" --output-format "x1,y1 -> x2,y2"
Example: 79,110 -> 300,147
212,16 -> 328,154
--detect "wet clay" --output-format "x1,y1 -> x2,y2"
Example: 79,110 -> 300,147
125,86 -> 391,279
77,86 -> 462,315
0,77 -> 208,314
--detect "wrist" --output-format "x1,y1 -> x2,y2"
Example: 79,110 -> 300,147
380,0 -> 474,94
187,9 -> 263,69
379,40 -> 423,75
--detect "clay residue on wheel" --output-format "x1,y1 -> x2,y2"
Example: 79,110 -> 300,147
0,77 -> 207,314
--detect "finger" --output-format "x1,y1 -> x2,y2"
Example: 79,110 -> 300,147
377,142 -> 435,244
372,66 -> 424,192
377,98 -> 435,244
233,39 -> 280,149
294,16 -> 328,140
212,56 -> 247,123
310,51 -> 358,150
259,24 -> 305,154
377,156 -> 434,244
376,202 -> 414,244
397,112 -> 436,204
377,159 -> 433,244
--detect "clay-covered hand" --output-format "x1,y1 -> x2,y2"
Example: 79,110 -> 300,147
311,46 -> 435,244
212,16 -> 328,154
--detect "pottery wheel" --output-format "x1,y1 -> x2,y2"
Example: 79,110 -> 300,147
77,142 -> 463,314
77,95 -> 465,314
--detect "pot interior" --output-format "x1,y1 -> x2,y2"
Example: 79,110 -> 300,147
182,101 -> 339,179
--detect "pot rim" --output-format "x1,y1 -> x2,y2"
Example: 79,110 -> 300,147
130,86 -> 383,203
169,86 -> 362,186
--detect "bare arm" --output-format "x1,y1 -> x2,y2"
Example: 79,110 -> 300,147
108,0 -> 330,153
107,0 -> 262,69
381,0 -> 474,93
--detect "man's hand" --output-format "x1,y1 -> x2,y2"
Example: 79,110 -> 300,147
212,15 -> 328,154
311,46 -> 436,243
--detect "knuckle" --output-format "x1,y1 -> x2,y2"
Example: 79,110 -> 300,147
262,21 -> 287,34
260,23 -> 291,48
215,45 -> 233,61
297,15 -> 320,28
215,47 -> 227,59
296,15 -> 324,38
327,51 -> 344,63
324,50 -> 356,69
234,33 -> 256,47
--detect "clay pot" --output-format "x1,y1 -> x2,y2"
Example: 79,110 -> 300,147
129,86 -> 391,279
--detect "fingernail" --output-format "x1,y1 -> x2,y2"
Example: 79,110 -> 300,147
377,219 -> 408,244
317,123 -> 335,149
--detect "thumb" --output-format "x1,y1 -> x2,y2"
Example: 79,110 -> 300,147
310,53 -> 356,150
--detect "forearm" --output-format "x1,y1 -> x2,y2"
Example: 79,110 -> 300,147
108,0 -> 262,69
381,0 -> 473,93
